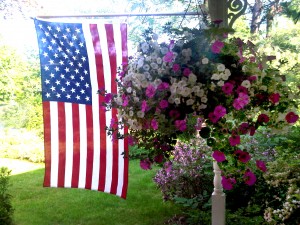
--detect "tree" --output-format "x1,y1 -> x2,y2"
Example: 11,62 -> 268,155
281,0 -> 300,23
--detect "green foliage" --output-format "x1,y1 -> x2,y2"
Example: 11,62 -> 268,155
0,167 -> 14,225
128,145 -> 150,159
281,0 -> 300,24
0,129 -> 44,163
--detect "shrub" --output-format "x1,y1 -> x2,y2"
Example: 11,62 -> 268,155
153,138 -> 213,204
0,167 -> 14,225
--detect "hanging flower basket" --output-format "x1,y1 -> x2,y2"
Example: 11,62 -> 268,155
101,24 -> 299,189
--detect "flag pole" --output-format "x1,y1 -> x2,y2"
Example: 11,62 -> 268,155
35,12 -> 201,19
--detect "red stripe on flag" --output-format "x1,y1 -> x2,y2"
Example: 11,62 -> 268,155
57,102 -> 66,187
71,104 -> 80,188
105,24 -> 119,195
43,101 -> 51,187
90,24 -> 107,192
85,105 -> 94,189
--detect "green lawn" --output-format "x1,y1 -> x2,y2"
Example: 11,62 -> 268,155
8,160 -> 180,225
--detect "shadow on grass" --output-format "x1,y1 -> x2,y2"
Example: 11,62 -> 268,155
9,160 -> 180,225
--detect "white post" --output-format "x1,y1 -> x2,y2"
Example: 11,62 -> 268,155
208,0 -> 228,27
211,161 -> 226,225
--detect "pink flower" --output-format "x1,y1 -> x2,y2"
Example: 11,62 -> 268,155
285,112 -> 299,124
157,82 -> 169,90
163,51 -> 174,62
159,100 -> 169,109
211,40 -> 224,54
248,75 -> 257,82
172,64 -> 180,72
128,136 -> 136,146
212,150 -> 226,162
122,94 -> 129,107
249,126 -> 256,136
164,161 -> 173,174
229,135 -> 240,146
257,114 -> 270,124
222,82 -> 234,95
141,100 -> 148,112
140,159 -> 152,170
269,93 -> 280,104
244,170 -> 257,186
208,112 -> 220,124
151,118 -> 158,130
146,85 -> 156,98
104,93 -> 113,103
221,176 -> 236,190
233,93 -> 250,110
183,68 -> 191,77
214,105 -> 227,118
174,120 -> 187,132
256,160 -> 267,172
234,150 -> 251,163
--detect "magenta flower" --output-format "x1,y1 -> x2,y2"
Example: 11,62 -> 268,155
169,110 -> 180,119
128,135 -> 136,146
221,176 -> 236,190
157,82 -> 169,90
285,112 -> 299,124
269,93 -> 280,104
104,93 -> 113,103
256,160 -> 267,172
212,150 -> 226,162
154,154 -> 164,163
164,161 -> 173,174
249,126 -> 256,136
183,68 -> 191,77
211,40 -> 224,54
222,82 -> 234,95
248,75 -> 257,82
236,86 -> 248,95
234,150 -> 251,163
159,99 -> 169,109
244,170 -> 257,186
208,112 -> 220,123
175,120 -> 187,132
229,135 -> 240,146
257,113 -> 270,124
122,94 -> 129,107
151,118 -> 158,130
238,122 -> 250,135
140,159 -> 152,170
141,100 -> 148,112
214,105 -> 227,118
172,64 -> 180,72
163,51 -> 174,62
145,85 -> 156,98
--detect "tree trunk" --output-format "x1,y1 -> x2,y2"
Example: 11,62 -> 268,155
250,0 -> 263,33
266,0 -> 281,37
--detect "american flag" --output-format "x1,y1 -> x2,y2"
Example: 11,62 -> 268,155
34,18 -> 128,199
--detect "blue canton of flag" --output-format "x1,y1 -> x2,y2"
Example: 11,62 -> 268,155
36,21 -> 92,105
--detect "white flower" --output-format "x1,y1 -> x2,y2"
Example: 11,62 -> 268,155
115,97 -> 123,105
217,64 -> 225,72
188,73 -> 197,84
150,62 -> 158,69
221,73 -> 229,80
137,58 -> 144,68
174,98 -> 181,105
141,80 -> 149,88
211,73 -> 221,80
168,95 -> 175,103
137,111 -> 145,118
153,79 -> 162,87
126,87 -> 132,93
141,42 -> 149,52
161,47 -> 168,54
199,104 -> 207,109
152,33 -> 158,40
129,111 -> 134,117
180,87 -> 192,97
195,89 -> 205,97
177,80 -> 187,88
133,97 -> 139,102
241,80 -> 251,89
143,64 -> 150,71
156,57 -> 162,64
217,80 -> 224,86
202,58 -> 209,64
201,96 -> 208,103
260,85 -> 268,91
186,99 -> 195,105
192,85 -> 200,93
224,68 -> 231,76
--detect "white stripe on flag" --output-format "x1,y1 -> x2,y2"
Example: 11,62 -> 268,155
50,101 -> 59,187
78,104 -> 87,189
64,102 -> 73,188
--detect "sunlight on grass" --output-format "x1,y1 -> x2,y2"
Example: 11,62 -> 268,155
0,158 -> 44,175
